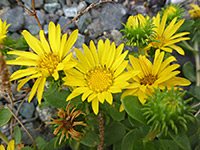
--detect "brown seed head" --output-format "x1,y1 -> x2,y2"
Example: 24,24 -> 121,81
0,52 -> 11,93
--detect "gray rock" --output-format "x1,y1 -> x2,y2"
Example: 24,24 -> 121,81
63,6 -> 78,18
2,7 -> 24,32
131,5 -> 146,16
77,1 -> 87,12
43,24 -> 49,35
110,29 -> 123,46
19,102 -> 35,119
0,0 -> 10,6
100,3 -> 127,31
24,11 -> 46,34
78,13 -> 91,33
36,105 -> 57,122
74,33 -> 85,48
44,3 -> 61,14
87,21 -> 103,38
84,0 -> 99,4
22,0 -> 44,9
46,14 -> 59,23
91,9 -> 101,19
45,0 -> 58,3
11,32 -> 20,41
57,16 -> 75,30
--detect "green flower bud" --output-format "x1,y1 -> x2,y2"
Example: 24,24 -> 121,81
121,14 -> 156,49
142,87 -> 195,135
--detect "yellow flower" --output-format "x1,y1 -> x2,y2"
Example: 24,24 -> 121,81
6,22 -> 78,104
121,49 -> 191,109
126,14 -> 148,29
188,4 -> 200,18
0,140 -> 15,150
145,13 -> 190,55
63,39 -> 139,115
0,19 -> 10,44
164,5 -> 177,17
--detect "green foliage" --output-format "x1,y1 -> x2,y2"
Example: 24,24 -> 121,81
14,126 -> 22,144
182,61 -> 196,82
121,95 -> 146,124
0,107 -> 11,127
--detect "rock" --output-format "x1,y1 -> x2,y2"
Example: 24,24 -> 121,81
84,0 -> 99,4
36,105 -> 57,122
22,0 -> 44,9
43,24 -> 49,35
78,13 -> 91,33
63,6 -> 78,18
131,5 -> 146,16
55,9 -> 64,16
87,21 -> 103,38
74,33 -> 85,48
110,29 -> 123,45
11,32 -> 20,41
46,14 -> 59,23
0,0 -> 10,6
19,102 -> 35,119
2,7 -> 24,32
91,9 -> 101,19
44,3 -> 61,14
57,16 -> 75,30
77,1 -> 87,12
100,3 -> 128,31
24,10 -> 46,34
45,0 -> 58,3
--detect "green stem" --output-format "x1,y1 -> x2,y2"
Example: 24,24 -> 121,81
118,121 -> 132,132
138,47 -> 145,56
182,41 -> 196,51
74,141 -> 80,150
143,128 -> 159,142
85,102 -> 90,115
194,40 -> 200,86
0,131 -> 9,145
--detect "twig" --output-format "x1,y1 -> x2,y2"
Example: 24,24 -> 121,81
194,40 -> 200,86
61,0 -> 112,31
192,102 -> 200,108
97,113 -> 104,150
6,104 -> 37,149
16,0 -> 47,40
195,109 -> 200,117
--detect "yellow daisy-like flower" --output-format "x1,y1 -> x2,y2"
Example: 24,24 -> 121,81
0,140 -> 15,150
0,19 -> 10,44
164,5 -> 177,16
145,13 -> 190,55
6,22 -> 78,104
63,39 -> 139,115
126,14 -> 148,29
188,4 -> 200,18
121,49 -> 191,107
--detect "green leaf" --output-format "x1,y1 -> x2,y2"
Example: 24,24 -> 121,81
121,129 -> 143,150
169,129 -> 192,150
0,107 -> 12,127
80,130 -> 100,147
43,83 -> 70,108
35,137 -> 48,150
54,136 -> 66,149
22,146 -> 34,150
188,85 -> 200,100
14,126 -> 22,144
131,139 -> 159,150
178,20 -> 194,32
159,139 -> 179,150
128,116 -> 144,127
104,122 -> 126,146
113,140 -> 122,150
121,95 -> 146,125
43,137 -> 57,150
106,102 -> 125,121
182,62 -> 196,82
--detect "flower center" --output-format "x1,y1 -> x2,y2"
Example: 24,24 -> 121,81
152,35 -> 167,48
140,74 -> 157,85
38,53 -> 60,74
63,116 -> 73,130
85,66 -> 113,93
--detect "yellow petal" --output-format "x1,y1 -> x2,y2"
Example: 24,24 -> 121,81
39,30 -> 51,54
92,98 -> 99,115
105,91 -> 113,105
66,87 -> 88,101
81,89 -> 93,101
28,77 -> 42,102
6,59 -> 38,66
0,145 -> 5,150
7,140 -> 15,150
7,50 -> 39,60
37,77 -> 46,104
90,40 -> 99,65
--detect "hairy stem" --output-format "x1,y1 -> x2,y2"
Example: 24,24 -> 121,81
194,40 -> 200,86
97,114 -> 104,150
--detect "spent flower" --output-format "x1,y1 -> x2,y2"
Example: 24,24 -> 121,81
46,102 -> 87,144
63,39 -> 139,115
188,4 -> 200,18
6,22 -> 78,104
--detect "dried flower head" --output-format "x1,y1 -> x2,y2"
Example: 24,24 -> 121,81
46,102 -> 87,144
0,51 -> 11,93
